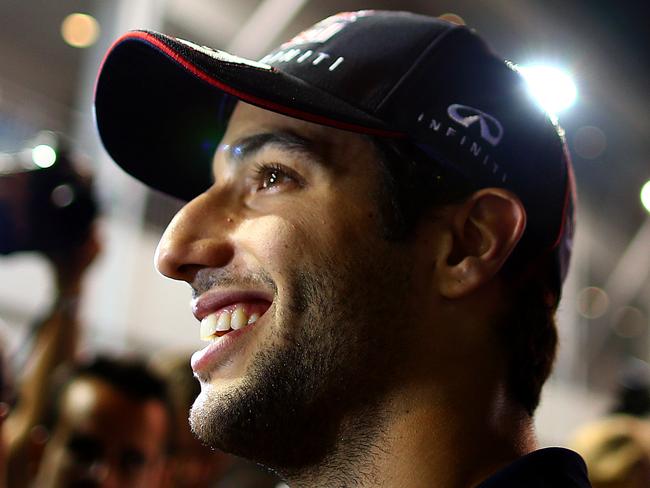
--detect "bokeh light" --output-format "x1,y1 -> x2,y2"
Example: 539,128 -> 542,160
51,184 -> 75,208
61,13 -> 100,48
32,144 -> 57,168
612,306 -> 647,339
574,126 -> 607,160
439,13 -> 466,25
641,180 -> 650,214
577,286 -> 609,319
519,64 -> 577,118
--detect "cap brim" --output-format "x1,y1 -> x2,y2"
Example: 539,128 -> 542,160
95,31 -> 402,201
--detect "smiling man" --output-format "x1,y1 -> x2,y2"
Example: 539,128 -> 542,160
95,10 -> 590,488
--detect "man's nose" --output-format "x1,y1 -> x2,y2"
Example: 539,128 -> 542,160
155,188 -> 235,283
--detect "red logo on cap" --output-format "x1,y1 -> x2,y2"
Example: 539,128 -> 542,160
281,10 -> 374,48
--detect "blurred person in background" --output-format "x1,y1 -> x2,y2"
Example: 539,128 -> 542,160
95,11 -> 590,488
566,361 -> 650,488
570,415 -> 650,488
0,144 -> 100,485
31,356 -> 171,488
610,358 -> 650,418
1,144 -> 173,486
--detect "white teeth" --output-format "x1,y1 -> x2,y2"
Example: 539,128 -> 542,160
216,311 -> 231,331
199,307 -> 263,341
231,306 -> 247,330
200,314 -> 218,341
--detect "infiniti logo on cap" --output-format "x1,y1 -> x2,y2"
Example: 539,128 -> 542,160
447,104 -> 504,146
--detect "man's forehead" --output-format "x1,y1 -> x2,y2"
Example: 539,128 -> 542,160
215,101 -> 374,165
226,101 -> 334,138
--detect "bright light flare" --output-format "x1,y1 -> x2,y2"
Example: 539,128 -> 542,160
32,144 -> 57,168
641,180 -> 650,214
61,13 -> 100,48
577,286 -> 609,319
519,65 -> 577,118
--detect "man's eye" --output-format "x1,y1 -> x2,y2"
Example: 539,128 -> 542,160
254,163 -> 301,191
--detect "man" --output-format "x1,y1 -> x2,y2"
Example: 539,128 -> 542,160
95,10 -> 589,487
32,357 -> 171,488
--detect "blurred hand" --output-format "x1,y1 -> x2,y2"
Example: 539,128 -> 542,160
44,227 -> 101,297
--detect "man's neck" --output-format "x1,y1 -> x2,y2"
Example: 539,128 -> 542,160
284,384 -> 536,488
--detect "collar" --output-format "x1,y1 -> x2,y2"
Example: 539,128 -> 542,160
477,447 -> 591,487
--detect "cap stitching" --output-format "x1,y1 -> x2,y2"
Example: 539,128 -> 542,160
375,24 -> 464,113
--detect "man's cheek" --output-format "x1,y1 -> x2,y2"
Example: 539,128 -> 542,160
236,215 -> 321,268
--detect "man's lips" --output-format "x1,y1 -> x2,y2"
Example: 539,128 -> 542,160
191,323 -> 259,376
190,290 -> 273,377
192,289 -> 274,321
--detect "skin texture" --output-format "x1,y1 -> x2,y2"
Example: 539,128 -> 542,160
33,377 -> 168,488
156,101 -> 535,488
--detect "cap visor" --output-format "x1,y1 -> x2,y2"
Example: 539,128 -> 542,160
95,30 -> 399,200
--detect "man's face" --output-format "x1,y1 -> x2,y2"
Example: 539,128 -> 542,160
36,377 -> 168,488
156,102 -> 429,470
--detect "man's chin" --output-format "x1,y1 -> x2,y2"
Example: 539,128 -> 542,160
189,385 -> 234,451
189,380 -> 277,463
187,350 -> 339,471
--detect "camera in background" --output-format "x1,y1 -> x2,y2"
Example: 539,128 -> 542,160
0,135 -> 97,255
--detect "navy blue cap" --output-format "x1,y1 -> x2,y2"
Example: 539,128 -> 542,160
94,10 -> 575,288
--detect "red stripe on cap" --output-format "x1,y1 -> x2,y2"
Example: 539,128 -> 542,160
550,147 -> 576,252
99,31 -> 406,139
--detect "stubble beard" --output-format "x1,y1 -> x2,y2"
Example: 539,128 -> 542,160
189,247 -> 412,481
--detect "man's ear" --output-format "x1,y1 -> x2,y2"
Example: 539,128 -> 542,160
438,188 -> 526,299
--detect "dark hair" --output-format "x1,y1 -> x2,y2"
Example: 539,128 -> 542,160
369,137 -> 557,415
73,356 -> 169,403
46,356 -> 171,434
368,137 -> 475,241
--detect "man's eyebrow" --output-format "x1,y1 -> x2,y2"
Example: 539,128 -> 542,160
222,131 -> 323,165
